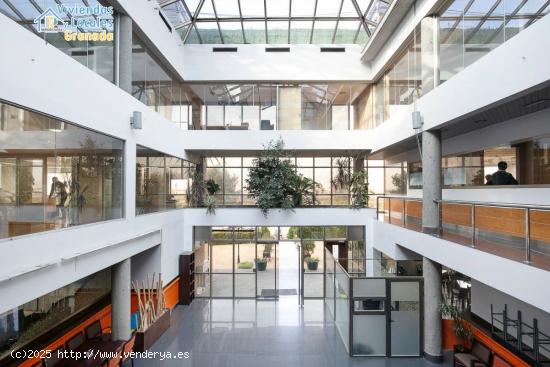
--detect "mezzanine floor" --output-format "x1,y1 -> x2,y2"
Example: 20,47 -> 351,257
134,298 -> 452,367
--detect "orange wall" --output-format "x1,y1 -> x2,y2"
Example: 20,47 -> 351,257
19,278 -> 179,367
442,319 -> 530,367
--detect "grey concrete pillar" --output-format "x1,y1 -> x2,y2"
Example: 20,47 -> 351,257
423,256 -> 443,363
111,258 -> 131,341
422,130 -> 442,235
117,15 -> 132,94
420,15 -> 440,94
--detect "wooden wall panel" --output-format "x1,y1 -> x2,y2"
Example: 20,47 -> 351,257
475,206 -> 526,238
442,204 -> 472,227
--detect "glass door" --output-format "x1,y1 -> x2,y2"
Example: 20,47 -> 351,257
389,280 -> 422,357
277,240 -> 300,299
256,241 -> 277,299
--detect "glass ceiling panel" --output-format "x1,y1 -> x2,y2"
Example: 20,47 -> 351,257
341,0 -> 359,17
162,1 -> 190,28
198,0 -> 215,18
213,0 -> 241,18
291,0 -> 316,17
316,0 -> 344,17
158,0 -> 393,44
186,25 -> 202,44
240,0 -> 265,17
266,0 -> 290,17
185,0 -> 202,16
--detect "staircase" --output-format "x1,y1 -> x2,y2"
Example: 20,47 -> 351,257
491,304 -> 550,366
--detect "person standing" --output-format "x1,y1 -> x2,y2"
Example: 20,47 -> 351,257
491,161 -> 518,185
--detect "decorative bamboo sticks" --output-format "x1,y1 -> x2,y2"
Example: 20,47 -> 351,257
132,272 -> 166,332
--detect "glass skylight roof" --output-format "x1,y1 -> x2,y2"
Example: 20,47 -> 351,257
158,0 -> 393,44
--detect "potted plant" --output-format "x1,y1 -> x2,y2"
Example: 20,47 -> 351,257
440,303 -> 473,352
132,274 -> 171,352
263,244 -> 273,259
256,258 -> 268,271
307,257 -> 320,271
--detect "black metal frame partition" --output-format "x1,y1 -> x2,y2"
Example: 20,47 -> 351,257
324,248 -> 424,357
194,226 -> 365,302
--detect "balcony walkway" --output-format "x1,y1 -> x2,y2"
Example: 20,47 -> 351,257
134,298 -> 452,367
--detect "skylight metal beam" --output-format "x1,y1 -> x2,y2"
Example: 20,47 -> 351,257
332,0 -> 345,44
211,0 -> 224,44
310,0 -> 319,44
183,0 -> 206,43
351,0 -> 371,37
463,0 -> 503,44
525,0 -> 550,27
237,0 -> 246,43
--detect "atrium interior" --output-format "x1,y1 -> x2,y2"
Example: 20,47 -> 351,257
0,0 -> 550,366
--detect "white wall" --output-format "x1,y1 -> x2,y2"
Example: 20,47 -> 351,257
183,44 -> 370,82
370,13 -> 550,154
471,279 -> 550,356
0,14 -> 191,163
371,220 -> 550,313
182,129 -> 375,153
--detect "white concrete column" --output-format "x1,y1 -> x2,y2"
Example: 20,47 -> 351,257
422,130 -> 442,235
423,257 -> 443,362
111,258 -> 131,341
420,15 -> 440,94
117,15 -> 132,94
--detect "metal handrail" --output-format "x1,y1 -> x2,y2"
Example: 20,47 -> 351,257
377,195 -> 550,211
376,195 -> 550,265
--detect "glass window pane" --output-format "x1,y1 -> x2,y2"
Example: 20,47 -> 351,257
290,21 -> 313,43
214,0 -> 241,17
196,22 -> 222,43
312,21 -> 337,43
240,0 -> 265,17
267,21 -> 289,44
334,21 -> 360,43
220,22 -> 244,43
212,274 -> 233,297
212,241 -> 233,273
243,21 -> 266,43
266,0 -> 289,17
235,242 -> 256,273
291,0 -> 316,16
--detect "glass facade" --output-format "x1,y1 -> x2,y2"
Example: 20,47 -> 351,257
405,140 -> 550,188
136,146 -> 196,214
0,102 -> 124,240
439,0 -> 550,84
0,0 -> 115,82
194,226 -> 365,299
205,156 -> 360,206
132,34 -> 193,129
0,268 -> 111,362
354,32 -> 422,128
190,83 -> 366,130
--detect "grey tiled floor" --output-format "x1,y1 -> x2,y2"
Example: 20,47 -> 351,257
134,298 -> 452,367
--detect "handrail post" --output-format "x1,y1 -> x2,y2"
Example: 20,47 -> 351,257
517,311 -> 522,352
503,304 -> 508,342
388,197 -> 392,225
438,200 -> 442,237
525,208 -> 531,264
471,204 -> 476,248
403,199 -> 407,228
534,318 -> 539,363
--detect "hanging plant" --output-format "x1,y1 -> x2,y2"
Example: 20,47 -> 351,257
245,139 -> 318,217
350,169 -> 369,209
188,162 -> 218,215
